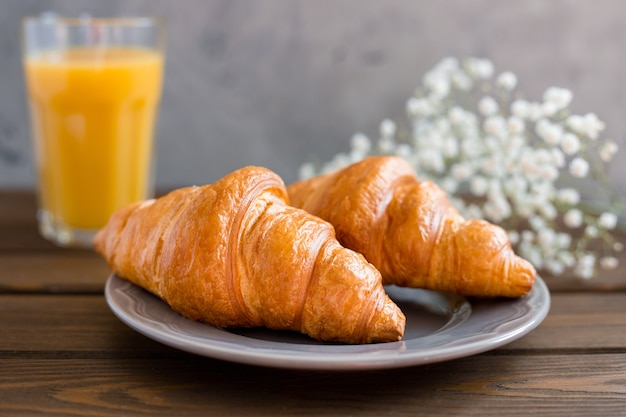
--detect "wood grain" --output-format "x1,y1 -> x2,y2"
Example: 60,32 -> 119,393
0,355 -> 624,417
0,253 -> 109,293
0,295 -> 166,356
0,224 -> 61,251
2,191 -> 626,292
1,293 -> 624,354
0,191 -> 37,226
2,191 -> 626,417
508,292 -> 626,350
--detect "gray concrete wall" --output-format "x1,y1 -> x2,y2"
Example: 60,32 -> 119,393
2,0 -> 626,190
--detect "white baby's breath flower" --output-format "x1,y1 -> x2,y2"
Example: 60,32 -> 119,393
511,100 -> 530,119
556,232 -> 572,249
566,112 -> 605,140
464,204 -> 484,219
541,101 -> 559,117
600,256 -> 618,270
520,153 -> 540,178
478,96 -> 499,116
538,228 -> 556,250
524,246 -> 544,270
464,58 -> 494,79
531,176 -> 555,199
540,165 -> 559,181
487,178 -> 505,200
448,106 -> 466,124
557,188 -> 581,206
560,133 -> 581,155
585,225 -> 599,238
470,176 -> 489,196
299,162 -> 316,180
579,253 -> 596,267
484,197 -> 511,222
540,202 -> 558,220
321,153 -> 351,174
515,197 -> 534,219
504,175 -> 527,196
575,254 -> 596,280
581,113 -> 606,140
569,157 -> 589,178
439,137 -> 458,159
483,116 -> 507,138
379,119 -> 397,138
349,147 -> 367,164
545,259 -> 566,276
407,97 -> 433,116
534,148 -> 552,165
460,136 -> 483,159
521,230 -> 535,242
529,215 -> 546,231
598,212 -> 618,230
440,177 -> 459,194
564,209 -> 584,228
566,114 -> 585,133
481,203 -> 501,223
424,72 -> 450,98
451,71 -> 473,91
507,117 -> 525,135
434,118 -> 452,136
551,148 -> 566,168
350,133 -> 372,154
496,71 -> 517,91
395,143 -> 414,161
378,136 -> 395,154
535,118 -> 550,138
599,141 -> 618,162
574,263 -> 593,280
543,87 -> 573,111
484,136 -> 500,154
419,148 -> 446,173
451,162 -> 474,181
435,57 -> 460,73
506,135 -> 527,157
558,251 -> 576,268
482,155 -> 505,177
542,124 -> 564,146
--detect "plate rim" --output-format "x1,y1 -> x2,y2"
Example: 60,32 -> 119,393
105,274 -> 550,371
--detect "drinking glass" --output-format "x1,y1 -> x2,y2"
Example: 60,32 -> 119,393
22,14 -> 165,247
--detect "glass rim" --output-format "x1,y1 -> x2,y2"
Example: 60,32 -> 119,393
22,14 -> 163,29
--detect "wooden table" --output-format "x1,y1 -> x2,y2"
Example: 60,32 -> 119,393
2,191 -> 626,416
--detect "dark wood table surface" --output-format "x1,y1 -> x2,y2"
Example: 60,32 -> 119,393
1,191 -> 626,416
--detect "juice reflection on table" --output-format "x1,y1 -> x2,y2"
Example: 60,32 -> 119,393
25,47 -> 164,233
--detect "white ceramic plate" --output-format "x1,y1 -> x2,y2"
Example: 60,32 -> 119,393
105,274 -> 550,371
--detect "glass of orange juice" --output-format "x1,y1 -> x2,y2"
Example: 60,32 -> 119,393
22,14 -> 165,247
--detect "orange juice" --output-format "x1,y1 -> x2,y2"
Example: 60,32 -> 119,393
24,47 -> 164,231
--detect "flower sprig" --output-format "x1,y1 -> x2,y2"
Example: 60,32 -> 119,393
299,57 -> 624,279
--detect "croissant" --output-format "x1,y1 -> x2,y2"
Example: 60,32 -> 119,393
287,156 -> 536,298
94,166 -> 405,344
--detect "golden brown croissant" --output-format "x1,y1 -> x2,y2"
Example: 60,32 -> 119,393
94,166 -> 405,344
287,156 -> 536,298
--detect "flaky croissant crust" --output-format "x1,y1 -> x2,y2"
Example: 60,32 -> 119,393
288,156 -> 536,298
94,166 -> 405,344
